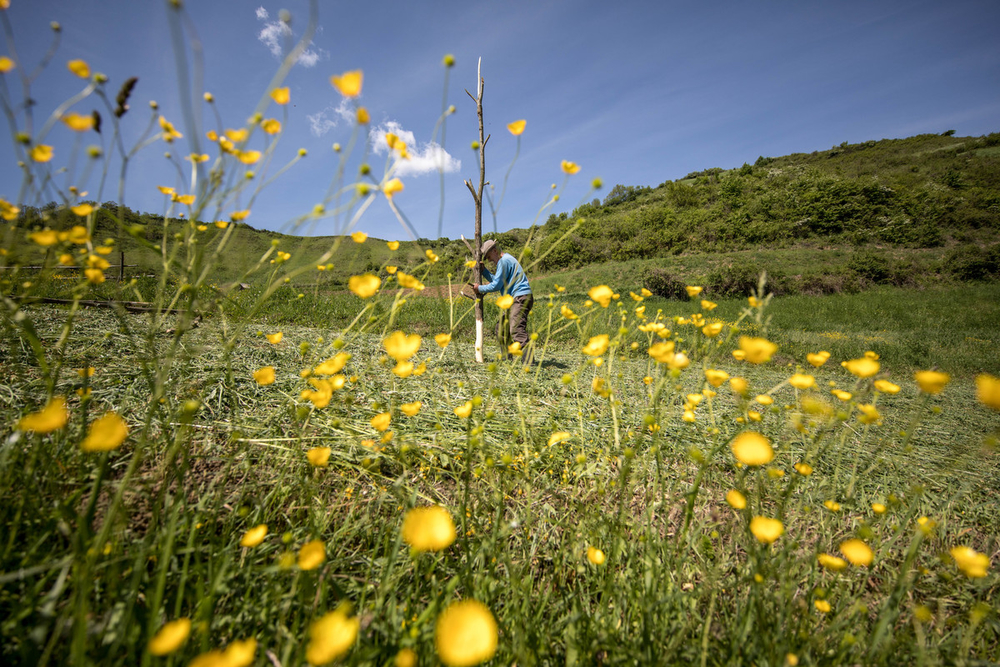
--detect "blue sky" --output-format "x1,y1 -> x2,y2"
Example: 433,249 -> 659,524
3,0 -> 999,242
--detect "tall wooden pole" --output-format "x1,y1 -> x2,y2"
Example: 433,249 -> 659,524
464,58 -> 490,363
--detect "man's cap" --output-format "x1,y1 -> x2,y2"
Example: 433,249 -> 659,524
480,239 -> 497,255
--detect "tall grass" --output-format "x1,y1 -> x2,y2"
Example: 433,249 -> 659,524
1,3 -> 998,667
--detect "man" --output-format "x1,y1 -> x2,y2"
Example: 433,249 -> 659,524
469,239 -> 533,363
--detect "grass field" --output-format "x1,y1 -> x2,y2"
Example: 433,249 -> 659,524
3,281 -> 999,666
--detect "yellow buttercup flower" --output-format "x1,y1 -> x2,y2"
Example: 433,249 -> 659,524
873,379 -> 901,394
585,285 -> 612,307
824,500 -> 841,512
547,431 -> 571,447
392,361 -> 414,378
704,369 -> 729,387
225,128 -> 248,143
148,618 -> 191,656
240,524 -> 268,548
349,273 -> 381,298
17,397 -> 69,433
396,648 -> 417,667
236,150 -> 261,165
261,118 -> 281,134
356,106 -> 370,124
80,412 -> 128,452
702,321 -> 724,337
586,546 -> 606,565
253,366 -> 275,385
271,87 -> 290,105
306,606 -> 359,664
307,447 -> 332,467
839,538 -> 873,566
220,639 -> 256,667
351,231 -> 368,243
818,554 -> 847,571
730,431 -> 774,466
726,489 -> 747,510
298,539 -> 326,570
0,56 -> 14,73
729,377 -> 749,396
61,112 -> 94,131
400,401 -> 422,416
29,229 -> 58,246
560,160 -> 581,175
582,335 -> 609,357
331,70 -> 363,97
871,503 -> 886,514
384,331 -> 421,361
738,337 -> 777,364
794,462 -> 813,476
435,333 -> 452,348
857,404 -> 881,425
806,351 -> 830,367
158,116 -> 182,142
843,357 -> 879,378
396,272 -> 424,290
454,401 -> 473,419
560,305 -> 578,320
387,241 -> 400,250
831,389 -> 852,401
496,294 -> 514,310
788,373 -> 816,390
371,412 -> 391,432
647,341 -> 676,364
749,516 -> 784,544
950,545 -> 990,578
814,600 -> 831,613
976,374 -> 1000,410
67,59 -> 90,78
30,144 -> 54,162
685,285 -> 703,298
402,506 -> 456,552
0,197 -> 20,220
314,353 -> 349,375
230,209 -> 251,222
265,332 -> 283,344
507,119 -> 526,136
383,178 -> 404,198
435,600 -> 498,667
914,370 -> 950,394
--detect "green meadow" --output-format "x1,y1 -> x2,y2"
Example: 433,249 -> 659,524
2,3 -> 999,667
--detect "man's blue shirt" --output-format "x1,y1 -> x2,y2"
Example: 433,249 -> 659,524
480,253 -> 531,297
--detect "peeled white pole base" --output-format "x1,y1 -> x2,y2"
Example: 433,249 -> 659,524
475,319 -> 484,363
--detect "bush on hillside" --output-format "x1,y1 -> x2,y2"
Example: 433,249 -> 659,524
946,244 -> 1000,281
642,268 -> 689,300
706,261 -> 788,298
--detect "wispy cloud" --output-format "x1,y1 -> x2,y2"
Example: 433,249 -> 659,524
306,99 -> 355,137
255,6 -> 325,68
371,121 -> 461,177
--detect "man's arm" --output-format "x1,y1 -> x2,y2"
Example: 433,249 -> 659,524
476,257 -> 508,294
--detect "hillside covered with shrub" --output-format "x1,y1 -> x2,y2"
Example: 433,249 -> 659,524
6,131 -> 1000,296
520,132 -> 1000,269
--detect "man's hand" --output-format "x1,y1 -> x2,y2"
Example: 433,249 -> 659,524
461,283 -> 478,300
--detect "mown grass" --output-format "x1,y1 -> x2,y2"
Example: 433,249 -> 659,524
3,286 -> 999,665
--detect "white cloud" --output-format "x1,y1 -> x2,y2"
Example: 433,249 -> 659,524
255,7 -> 325,67
371,121 -> 461,177
306,100 -> 355,137
307,109 -> 337,137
